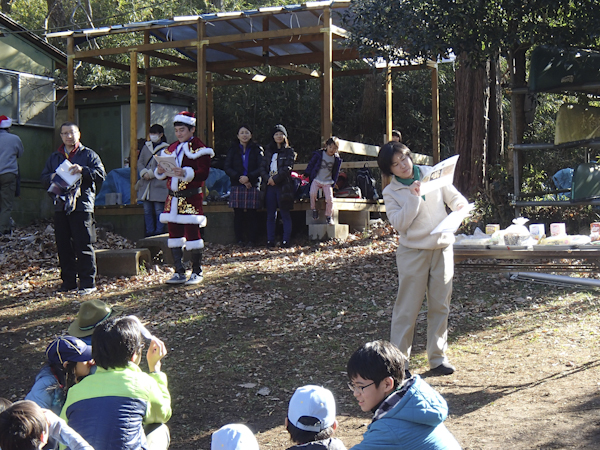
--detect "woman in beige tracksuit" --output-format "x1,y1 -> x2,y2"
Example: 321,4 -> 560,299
378,141 -> 468,376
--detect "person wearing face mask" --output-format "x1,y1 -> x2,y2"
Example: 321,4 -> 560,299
137,124 -> 169,237
224,124 -> 264,247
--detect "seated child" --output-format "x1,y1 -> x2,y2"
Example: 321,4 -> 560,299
211,424 -> 259,450
60,316 -> 171,450
285,385 -> 346,450
304,137 -> 342,225
0,400 -> 92,450
347,341 -> 461,450
25,336 -> 94,415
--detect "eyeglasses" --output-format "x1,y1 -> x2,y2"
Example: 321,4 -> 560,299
347,381 -> 374,393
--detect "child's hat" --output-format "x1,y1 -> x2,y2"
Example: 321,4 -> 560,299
288,385 -> 336,432
45,336 -> 92,365
272,124 -> 288,138
68,299 -> 124,337
174,111 -> 196,127
211,424 -> 259,450
0,115 -> 12,128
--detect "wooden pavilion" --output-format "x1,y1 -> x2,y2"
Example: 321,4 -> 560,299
49,1 -> 441,203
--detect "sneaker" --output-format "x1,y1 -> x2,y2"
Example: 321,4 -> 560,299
266,241 -> 275,248
312,210 -> 319,220
57,284 -> 78,293
326,216 -> 334,225
430,362 -> 455,376
166,273 -> 187,284
78,287 -> 97,296
281,241 -> 291,248
185,272 -> 204,285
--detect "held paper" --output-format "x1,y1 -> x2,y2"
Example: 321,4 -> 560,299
430,203 -> 474,235
419,154 -> 459,196
154,155 -> 179,177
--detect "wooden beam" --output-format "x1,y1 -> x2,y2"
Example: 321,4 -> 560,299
80,56 -> 146,74
67,36 -> 75,122
207,73 -> 214,149
142,50 -> 196,67
268,14 -> 321,54
130,51 -> 138,205
197,20 -> 207,143
322,8 -> 333,140
211,42 -> 265,63
144,31 -> 151,138
385,64 -> 392,143
233,33 -> 334,49
75,39 -> 200,59
431,63 -> 440,163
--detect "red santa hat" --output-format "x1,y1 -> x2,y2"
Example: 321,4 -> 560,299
174,111 -> 196,127
0,115 -> 12,128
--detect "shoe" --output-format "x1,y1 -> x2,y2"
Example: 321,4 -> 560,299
185,272 -> 203,285
246,241 -> 254,248
166,273 -> 187,284
266,241 -> 275,248
237,240 -> 244,246
326,216 -> 334,225
430,362 -> 455,376
312,210 -> 319,220
78,287 -> 97,296
281,241 -> 291,248
57,284 -> 78,293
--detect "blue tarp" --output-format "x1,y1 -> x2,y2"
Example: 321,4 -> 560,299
95,167 -> 231,205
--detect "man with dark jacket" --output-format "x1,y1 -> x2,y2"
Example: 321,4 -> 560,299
41,122 -> 106,295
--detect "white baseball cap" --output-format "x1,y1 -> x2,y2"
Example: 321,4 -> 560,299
287,385 -> 336,432
211,424 -> 259,450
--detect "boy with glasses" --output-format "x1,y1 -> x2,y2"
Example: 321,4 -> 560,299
347,341 -> 461,450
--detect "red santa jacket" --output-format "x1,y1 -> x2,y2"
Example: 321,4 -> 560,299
155,137 -> 214,225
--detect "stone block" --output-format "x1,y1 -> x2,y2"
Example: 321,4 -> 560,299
96,248 -> 151,277
308,223 -> 349,241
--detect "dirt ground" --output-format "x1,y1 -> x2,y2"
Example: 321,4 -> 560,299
1,222 -> 600,449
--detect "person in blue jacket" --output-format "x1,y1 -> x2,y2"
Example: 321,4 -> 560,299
347,340 -> 461,450
304,137 -> 342,225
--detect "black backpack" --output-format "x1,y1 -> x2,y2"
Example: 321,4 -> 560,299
356,165 -> 379,200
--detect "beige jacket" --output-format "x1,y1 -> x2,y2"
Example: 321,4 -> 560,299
383,165 -> 467,250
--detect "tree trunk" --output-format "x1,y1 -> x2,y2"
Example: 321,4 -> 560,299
359,73 -> 382,143
46,0 -> 70,32
1,0 -> 11,14
487,53 -> 503,169
454,53 -> 489,198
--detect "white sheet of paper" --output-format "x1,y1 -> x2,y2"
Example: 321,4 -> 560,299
55,159 -> 81,187
419,154 -> 459,196
430,203 -> 474,235
154,155 -> 178,177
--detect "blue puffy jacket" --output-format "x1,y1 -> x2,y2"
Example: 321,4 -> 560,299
25,366 -> 65,416
351,375 -> 461,450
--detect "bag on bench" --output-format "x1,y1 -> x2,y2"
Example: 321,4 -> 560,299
357,165 -> 379,200
335,186 -> 361,198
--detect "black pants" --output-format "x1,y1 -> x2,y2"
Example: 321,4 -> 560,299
54,211 -> 97,289
233,208 -> 258,243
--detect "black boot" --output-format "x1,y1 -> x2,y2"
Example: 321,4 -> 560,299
186,249 -> 203,285
166,247 -> 186,284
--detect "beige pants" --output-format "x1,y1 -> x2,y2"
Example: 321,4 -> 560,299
390,244 -> 454,368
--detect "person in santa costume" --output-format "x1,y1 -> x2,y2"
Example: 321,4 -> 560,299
155,111 -> 214,285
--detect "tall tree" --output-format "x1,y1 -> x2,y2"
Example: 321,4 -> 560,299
345,0 -> 600,197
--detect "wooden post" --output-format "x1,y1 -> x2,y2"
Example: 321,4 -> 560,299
67,37 -> 75,122
431,63 -> 440,164
385,63 -> 393,143
207,73 -> 215,149
322,8 -> 333,140
197,20 -> 207,143
144,31 -> 151,137
130,51 -> 138,205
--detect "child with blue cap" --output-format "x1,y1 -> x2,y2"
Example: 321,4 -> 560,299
211,423 -> 259,450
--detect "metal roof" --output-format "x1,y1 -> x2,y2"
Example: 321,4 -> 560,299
52,2 -> 352,67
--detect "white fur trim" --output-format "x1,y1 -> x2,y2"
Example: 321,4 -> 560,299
154,168 -> 167,180
168,237 -> 186,248
182,167 -> 195,182
160,211 -> 207,226
184,239 -> 204,250
0,116 -> 12,128
183,146 -> 215,160
174,114 -> 196,126
170,177 -> 179,191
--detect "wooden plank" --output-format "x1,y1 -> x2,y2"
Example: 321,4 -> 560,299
338,139 -> 379,157
197,20 -> 207,143
431,63 -> 440,163
322,8 -> 333,140
67,37 -> 75,122
130,51 -> 138,205
385,64 -> 392,143
75,39 -> 199,59
144,32 -> 151,137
